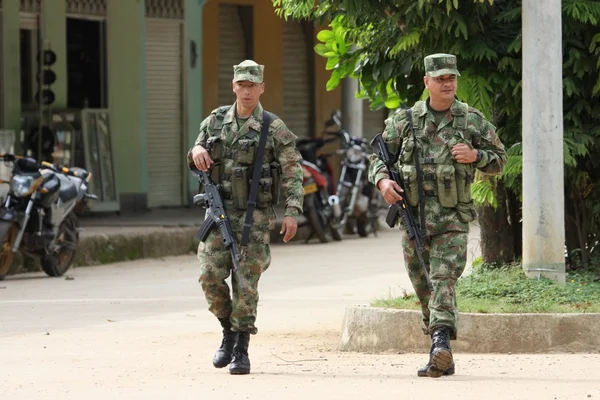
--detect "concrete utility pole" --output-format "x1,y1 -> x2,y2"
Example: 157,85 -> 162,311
521,0 -> 565,284
341,77 -> 363,137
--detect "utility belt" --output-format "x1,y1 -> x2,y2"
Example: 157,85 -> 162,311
399,162 -> 476,222
221,162 -> 282,210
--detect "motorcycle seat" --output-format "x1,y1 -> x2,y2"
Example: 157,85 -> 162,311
56,174 -> 82,203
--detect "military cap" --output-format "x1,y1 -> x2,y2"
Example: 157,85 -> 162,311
232,59 -> 264,83
424,53 -> 461,77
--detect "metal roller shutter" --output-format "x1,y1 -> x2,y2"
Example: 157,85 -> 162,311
362,102 -> 387,142
146,18 -> 183,208
282,20 -> 311,138
0,10 -> 3,127
20,13 -> 38,30
218,4 -> 246,107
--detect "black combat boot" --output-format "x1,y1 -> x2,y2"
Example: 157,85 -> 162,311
423,327 -> 454,378
229,332 -> 251,375
417,341 -> 455,377
213,317 -> 238,368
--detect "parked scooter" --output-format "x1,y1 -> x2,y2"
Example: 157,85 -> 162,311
296,135 -> 343,243
0,154 -> 97,280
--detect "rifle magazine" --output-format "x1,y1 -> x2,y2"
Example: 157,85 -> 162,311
197,217 -> 216,242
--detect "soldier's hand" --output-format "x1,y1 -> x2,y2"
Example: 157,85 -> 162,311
280,216 -> 298,243
191,145 -> 214,171
451,143 -> 478,164
377,178 -> 404,205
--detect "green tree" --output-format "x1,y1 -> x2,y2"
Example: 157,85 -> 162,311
273,0 -> 600,273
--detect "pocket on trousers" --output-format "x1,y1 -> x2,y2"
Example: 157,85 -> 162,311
456,201 -> 477,223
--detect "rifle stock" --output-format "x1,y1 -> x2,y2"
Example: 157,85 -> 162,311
190,167 -> 247,295
373,133 -> 432,290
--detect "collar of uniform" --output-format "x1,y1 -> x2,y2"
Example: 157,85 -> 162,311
222,103 -> 237,125
247,102 -> 264,132
222,101 -> 264,129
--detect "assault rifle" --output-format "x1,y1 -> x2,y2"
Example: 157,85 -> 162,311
373,133 -> 432,290
190,167 -> 246,295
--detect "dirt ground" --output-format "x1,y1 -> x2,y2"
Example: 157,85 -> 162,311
2,227 -> 599,399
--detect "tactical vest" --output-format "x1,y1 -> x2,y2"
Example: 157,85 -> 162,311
202,105 -> 282,210
399,100 -> 477,222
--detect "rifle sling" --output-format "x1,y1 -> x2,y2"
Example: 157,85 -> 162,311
406,109 -> 427,239
241,111 -> 272,247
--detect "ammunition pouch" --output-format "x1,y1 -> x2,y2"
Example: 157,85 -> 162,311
196,137 -> 224,194
235,139 -> 256,165
232,167 -> 250,209
399,165 -> 419,207
206,136 -> 223,163
435,164 -> 458,208
454,163 -> 474,203
231,162 -> 282,210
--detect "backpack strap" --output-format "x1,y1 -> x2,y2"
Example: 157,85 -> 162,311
240,110 -> 273,247
452,101 -> 469,130
211,105 -> 231,134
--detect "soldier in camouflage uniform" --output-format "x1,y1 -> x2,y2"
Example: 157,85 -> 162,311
368,53 -> 507,378
188,60 -> 304,375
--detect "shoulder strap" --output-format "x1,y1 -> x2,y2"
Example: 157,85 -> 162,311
212,105 -> 231,132
241,111 -> 273,247
405,108 -> 427,239
452,101 -> 469,130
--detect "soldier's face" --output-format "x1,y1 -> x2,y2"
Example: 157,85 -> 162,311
424,74 -> 457,103
233,81 -> 264,109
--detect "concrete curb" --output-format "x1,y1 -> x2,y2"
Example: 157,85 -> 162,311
340,306 -> 600,354
8,220 -> 319,275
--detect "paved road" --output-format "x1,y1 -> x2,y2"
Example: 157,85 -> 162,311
1,224 -> 599,400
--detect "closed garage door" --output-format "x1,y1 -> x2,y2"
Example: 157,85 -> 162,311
0,11 -> 3,127
218,4 -> 246,107
146,18 -> 183,208
282,20 -> 311,138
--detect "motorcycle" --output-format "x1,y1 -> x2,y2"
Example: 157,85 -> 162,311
0,154 -> 97,280
296,134 -> 343,243
325,110 -> 382,238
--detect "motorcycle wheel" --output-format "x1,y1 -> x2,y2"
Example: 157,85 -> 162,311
305,194 -> 329,243
329,220 -> 343,241
40,213 -> 79,277
356,184 -> 384,238
0,222 -> 18,281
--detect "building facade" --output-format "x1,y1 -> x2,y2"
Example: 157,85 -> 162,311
0,0 -> 386,212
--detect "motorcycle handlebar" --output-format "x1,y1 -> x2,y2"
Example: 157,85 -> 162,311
41,161 -> 86,179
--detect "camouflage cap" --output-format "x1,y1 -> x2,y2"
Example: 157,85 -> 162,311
424,53 -> 461,77
232,59 -> 264,83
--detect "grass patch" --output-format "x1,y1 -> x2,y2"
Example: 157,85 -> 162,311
372,263 -> 600,313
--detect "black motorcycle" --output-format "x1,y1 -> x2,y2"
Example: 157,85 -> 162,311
0,154 -> 97,280
325,110 -> 382,237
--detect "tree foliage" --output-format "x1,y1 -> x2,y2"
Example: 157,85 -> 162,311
273,0 -> 600,272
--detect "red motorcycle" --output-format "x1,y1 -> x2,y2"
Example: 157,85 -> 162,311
296,134 -> 343,243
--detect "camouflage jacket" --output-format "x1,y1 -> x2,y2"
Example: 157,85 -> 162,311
188,102 -> 304,243
368,98 -> 507,235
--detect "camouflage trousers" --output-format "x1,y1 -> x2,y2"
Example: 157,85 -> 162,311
197,231 -> 271,335
402,230 -> 468,340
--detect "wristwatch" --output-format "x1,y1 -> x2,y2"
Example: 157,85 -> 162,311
475,150 -> 482,163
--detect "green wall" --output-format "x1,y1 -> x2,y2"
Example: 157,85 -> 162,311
185,0 -> 206,201
107,0 -> 147,205
1,0 -> 21,143
42,0 -> 67,109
